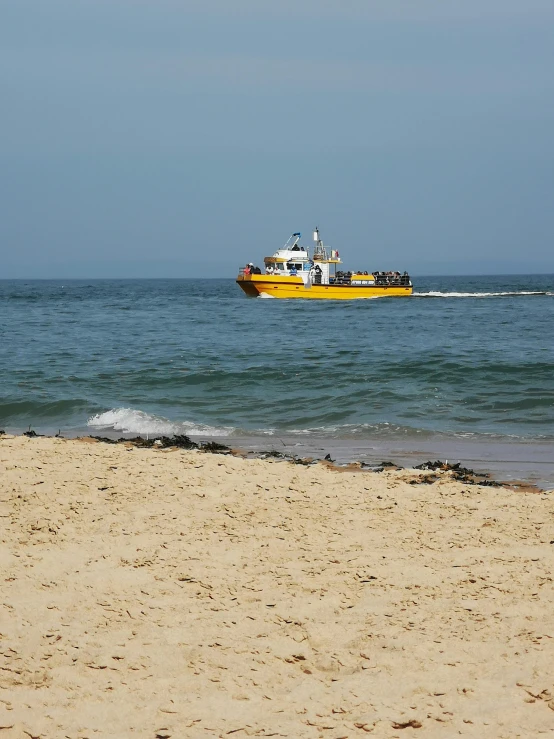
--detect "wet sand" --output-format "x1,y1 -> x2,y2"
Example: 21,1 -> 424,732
217,434 -> 554,491
1,435 -> 554,738
7,422 -> 554,489
21,423 -> 554,490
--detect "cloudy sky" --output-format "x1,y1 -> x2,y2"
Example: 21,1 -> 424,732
1,0 -> 553,276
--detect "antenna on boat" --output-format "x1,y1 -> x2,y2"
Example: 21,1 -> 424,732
312,226 -> 327,261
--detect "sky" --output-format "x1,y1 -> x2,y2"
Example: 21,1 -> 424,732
1,0 -> 554,277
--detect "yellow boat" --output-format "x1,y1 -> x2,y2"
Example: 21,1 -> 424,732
236,228 -> 413,299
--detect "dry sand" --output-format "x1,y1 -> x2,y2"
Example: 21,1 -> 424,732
1,435 -> 553,739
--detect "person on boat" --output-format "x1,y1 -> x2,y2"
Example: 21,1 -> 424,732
311,263 -> 322,283
266,264 -> 274,275
252,265 -> 262,274
244,263 -> 251,275
289,265 -> 298,276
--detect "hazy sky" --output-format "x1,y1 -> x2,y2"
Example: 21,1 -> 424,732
1,0 -> 554,277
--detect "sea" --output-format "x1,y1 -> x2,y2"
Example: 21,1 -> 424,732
1,275 -> 553,487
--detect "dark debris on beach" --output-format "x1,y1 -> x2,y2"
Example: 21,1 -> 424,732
411,460 -> 502,487
9,432 -> 518,489
89,434 -> 232,454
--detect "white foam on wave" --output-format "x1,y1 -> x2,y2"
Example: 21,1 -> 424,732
285,422 -> 421,437
413,290 -> 552,298
87,407 -> 233,437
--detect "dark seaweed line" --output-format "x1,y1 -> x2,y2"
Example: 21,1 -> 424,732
1,429 -> 538,492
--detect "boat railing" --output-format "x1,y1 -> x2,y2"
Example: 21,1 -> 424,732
239,266 -> 285,277
313,246 -> 329,261
332,272 -> 412,286
239,264 -> 411,284
373,274 -> 412,286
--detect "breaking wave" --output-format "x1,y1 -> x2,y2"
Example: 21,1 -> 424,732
87,408 -> 233,437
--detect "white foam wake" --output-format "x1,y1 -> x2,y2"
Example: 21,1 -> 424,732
413,291 -> 552,298
87,408 -> 233,437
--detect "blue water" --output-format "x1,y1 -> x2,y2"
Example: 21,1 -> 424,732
1,276 -> 553,459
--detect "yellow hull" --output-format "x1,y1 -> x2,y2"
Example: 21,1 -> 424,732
237,274 -> 412,299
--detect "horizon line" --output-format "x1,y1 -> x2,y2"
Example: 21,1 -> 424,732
1,273 -> 554,281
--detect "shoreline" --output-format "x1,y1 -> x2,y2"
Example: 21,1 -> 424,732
223,433 -> 554,491
1,434 -> 553,738
3,427 -> 553,490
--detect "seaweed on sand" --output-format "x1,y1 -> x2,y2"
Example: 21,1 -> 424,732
412,460 -> 502,487
90,435 -> 198,449
200,441 -> 232,454
23,429 -> 40,438
88,434 -> 233,454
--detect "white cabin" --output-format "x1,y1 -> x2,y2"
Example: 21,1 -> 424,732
263,230 -> 341,286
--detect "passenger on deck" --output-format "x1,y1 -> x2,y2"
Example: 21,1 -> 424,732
289,265 -> 298,276
243,264 -> 251,275
266,265 -> 274,275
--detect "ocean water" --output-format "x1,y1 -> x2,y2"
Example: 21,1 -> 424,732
1,276 -> 553,484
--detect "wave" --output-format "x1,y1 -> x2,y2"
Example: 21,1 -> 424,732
87,408 -> 233,437
0,398 -> 91,422
413,291 -> 552,298
285,422 -> 434,438
259,422 -> 554,442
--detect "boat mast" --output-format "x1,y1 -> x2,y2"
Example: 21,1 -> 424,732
313,227 -> 321,248
313,227 -> 326,260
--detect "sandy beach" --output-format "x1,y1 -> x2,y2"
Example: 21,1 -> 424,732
1,435 -> 553,738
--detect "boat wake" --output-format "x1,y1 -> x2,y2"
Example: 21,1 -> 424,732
87,408 -> 233,437
413,290 -> 552,298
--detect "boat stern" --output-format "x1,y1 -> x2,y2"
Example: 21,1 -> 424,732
236,274 -> 262,297
236,272 -> 306,297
